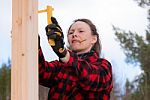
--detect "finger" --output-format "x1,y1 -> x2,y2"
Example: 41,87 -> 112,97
51,17 -> 62,31
51,17 -> 58,25
47,33 -> 57,39
46,24 -> 62,35
46,29 -> 62,37
45,24 -> 56,32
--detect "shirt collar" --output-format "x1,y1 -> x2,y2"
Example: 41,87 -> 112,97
77,50 -> 97,59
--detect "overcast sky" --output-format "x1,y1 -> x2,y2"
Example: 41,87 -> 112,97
0,0 -> 148,93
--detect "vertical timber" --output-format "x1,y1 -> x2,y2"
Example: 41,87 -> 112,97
11,0 -> 38,100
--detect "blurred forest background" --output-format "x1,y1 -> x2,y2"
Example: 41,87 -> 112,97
0,0 -> 150,100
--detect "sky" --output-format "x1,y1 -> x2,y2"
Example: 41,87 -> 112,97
0,0 -> 148,93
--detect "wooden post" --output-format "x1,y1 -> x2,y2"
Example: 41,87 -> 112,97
11,0 -> 38,100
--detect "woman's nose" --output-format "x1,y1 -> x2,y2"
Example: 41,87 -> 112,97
72,33 -> 77,38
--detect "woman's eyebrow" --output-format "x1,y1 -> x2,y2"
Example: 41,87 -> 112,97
69,29 -> 74,32
69,27 -> 84,31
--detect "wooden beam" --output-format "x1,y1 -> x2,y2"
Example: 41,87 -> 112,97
11,0 -> 38,100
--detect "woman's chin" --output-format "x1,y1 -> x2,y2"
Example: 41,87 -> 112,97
72,48 -> 80,52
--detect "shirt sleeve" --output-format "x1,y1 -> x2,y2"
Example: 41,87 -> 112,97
38,48 -> 61,87
66,51 -> 113,93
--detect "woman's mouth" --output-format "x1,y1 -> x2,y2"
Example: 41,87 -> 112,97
72,40 -> 80,43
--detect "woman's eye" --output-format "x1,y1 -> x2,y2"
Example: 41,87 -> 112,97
79,31 -> 84,33
68,32 -> 73,35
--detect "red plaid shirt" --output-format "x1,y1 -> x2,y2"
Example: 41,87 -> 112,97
39,49 -> 113,100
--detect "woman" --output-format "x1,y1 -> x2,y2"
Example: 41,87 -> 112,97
39,17 -> 113,100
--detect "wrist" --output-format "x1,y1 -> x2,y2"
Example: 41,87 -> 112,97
60,50 -> 70,63
55,48 -> 67,58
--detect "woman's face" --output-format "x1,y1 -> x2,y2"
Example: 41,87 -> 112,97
67,21 -> 97,54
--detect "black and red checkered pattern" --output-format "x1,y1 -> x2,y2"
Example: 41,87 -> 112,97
39,49 -> 113,100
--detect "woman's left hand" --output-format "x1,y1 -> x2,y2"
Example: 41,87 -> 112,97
45,17 -> 67,58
